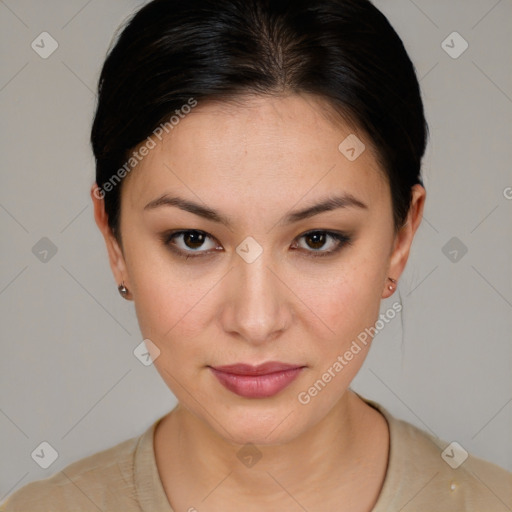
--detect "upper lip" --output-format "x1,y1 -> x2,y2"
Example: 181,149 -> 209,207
210,362 -> 304,376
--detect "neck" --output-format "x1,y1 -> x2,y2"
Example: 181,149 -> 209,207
155,390 -> 389,511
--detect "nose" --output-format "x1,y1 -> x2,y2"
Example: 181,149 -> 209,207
220,249 -> 292,345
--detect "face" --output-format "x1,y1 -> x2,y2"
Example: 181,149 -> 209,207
93,93 -> 424,445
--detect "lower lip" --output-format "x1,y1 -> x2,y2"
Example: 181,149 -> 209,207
209,367 -> 304,398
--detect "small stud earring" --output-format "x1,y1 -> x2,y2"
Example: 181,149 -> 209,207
387,277 -> 397,291
118,282 -> 130,299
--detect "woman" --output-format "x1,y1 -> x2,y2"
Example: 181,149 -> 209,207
2,0 -> 511,510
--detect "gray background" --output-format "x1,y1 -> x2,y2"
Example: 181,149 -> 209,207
1,0 -> 511,502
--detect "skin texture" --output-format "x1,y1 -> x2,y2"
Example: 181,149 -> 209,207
91,93 -> 425,511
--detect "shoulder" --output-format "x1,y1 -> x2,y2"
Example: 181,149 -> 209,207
366,398 -> 512,512
0,432 -> 143,512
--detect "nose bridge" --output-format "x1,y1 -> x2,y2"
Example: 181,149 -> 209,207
225,243 -> 289,343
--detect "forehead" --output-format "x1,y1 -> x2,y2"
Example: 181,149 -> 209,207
122,93 -> 388,215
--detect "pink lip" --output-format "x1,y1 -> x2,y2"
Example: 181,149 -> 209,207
209,362 -> 305,399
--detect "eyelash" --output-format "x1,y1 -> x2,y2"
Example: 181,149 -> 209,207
160,229 -> 353,260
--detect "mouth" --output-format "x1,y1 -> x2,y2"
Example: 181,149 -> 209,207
208,362 -> 306,399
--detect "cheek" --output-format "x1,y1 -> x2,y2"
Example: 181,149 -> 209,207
291,265 -> 384,412
124,232 -> 212,339
132,271 -> 214,349
131,271 -> 212,401
128,254 -> 229,401
295,255 -> 386,355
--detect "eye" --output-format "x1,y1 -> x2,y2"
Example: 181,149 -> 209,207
162,230 -> 220,259
292,230 -> 352,258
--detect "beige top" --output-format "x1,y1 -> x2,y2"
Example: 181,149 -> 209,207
2,398 -> 511,511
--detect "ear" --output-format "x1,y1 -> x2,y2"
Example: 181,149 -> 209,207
90,183 -> 132,300
383,183 -> 426,298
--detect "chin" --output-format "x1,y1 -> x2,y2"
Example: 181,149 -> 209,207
206,399 -> 310,447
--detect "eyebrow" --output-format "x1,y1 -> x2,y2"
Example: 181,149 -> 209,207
144,193 -> 368,228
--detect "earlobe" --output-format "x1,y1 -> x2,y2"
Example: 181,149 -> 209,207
90,183 -> 131,296
117,281 -> 132,300
381,276 -> 398,299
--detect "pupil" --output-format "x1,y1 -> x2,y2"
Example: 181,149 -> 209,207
308,232 -> 325,250
185,232 -> 204,249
